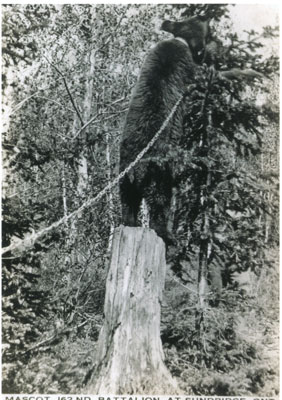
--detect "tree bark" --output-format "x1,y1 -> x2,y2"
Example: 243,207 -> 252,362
87,225 -> 179,394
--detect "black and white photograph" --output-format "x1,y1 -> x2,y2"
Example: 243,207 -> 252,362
1,2 -> 280,396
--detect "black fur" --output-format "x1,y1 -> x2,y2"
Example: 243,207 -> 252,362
161,16 -> 209,63
119,17 -> 208,244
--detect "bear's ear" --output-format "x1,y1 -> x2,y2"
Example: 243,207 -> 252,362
160,20 -> 176,35
197,14 -> 210,23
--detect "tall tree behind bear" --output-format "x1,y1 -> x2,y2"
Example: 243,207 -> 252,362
119,16 -> 209,245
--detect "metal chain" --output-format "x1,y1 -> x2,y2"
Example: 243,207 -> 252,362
68,95 -> 184,217
2,95 -> 184,255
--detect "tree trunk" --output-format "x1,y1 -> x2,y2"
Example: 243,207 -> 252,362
196,110 -> 212,353
86,225 -> 179,394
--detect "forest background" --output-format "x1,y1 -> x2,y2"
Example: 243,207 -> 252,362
2,3 -> 280,396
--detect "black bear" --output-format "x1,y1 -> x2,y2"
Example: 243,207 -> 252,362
119,16 -> 210,244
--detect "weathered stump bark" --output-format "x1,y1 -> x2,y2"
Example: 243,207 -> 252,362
87,225 -> 178,394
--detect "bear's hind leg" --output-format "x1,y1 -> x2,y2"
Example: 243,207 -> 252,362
120,176 -> 142,227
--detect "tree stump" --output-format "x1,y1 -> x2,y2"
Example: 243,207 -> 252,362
86,225 -> 179,394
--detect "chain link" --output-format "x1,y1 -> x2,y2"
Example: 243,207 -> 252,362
2,94 -> 184,255
67,95 -> 184,222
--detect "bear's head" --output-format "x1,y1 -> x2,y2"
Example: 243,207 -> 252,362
161,15 -> 210,63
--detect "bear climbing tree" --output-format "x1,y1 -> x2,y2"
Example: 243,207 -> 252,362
86,15 -> 211,394
119,16 -> 209,246
86,12 -> 267,394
